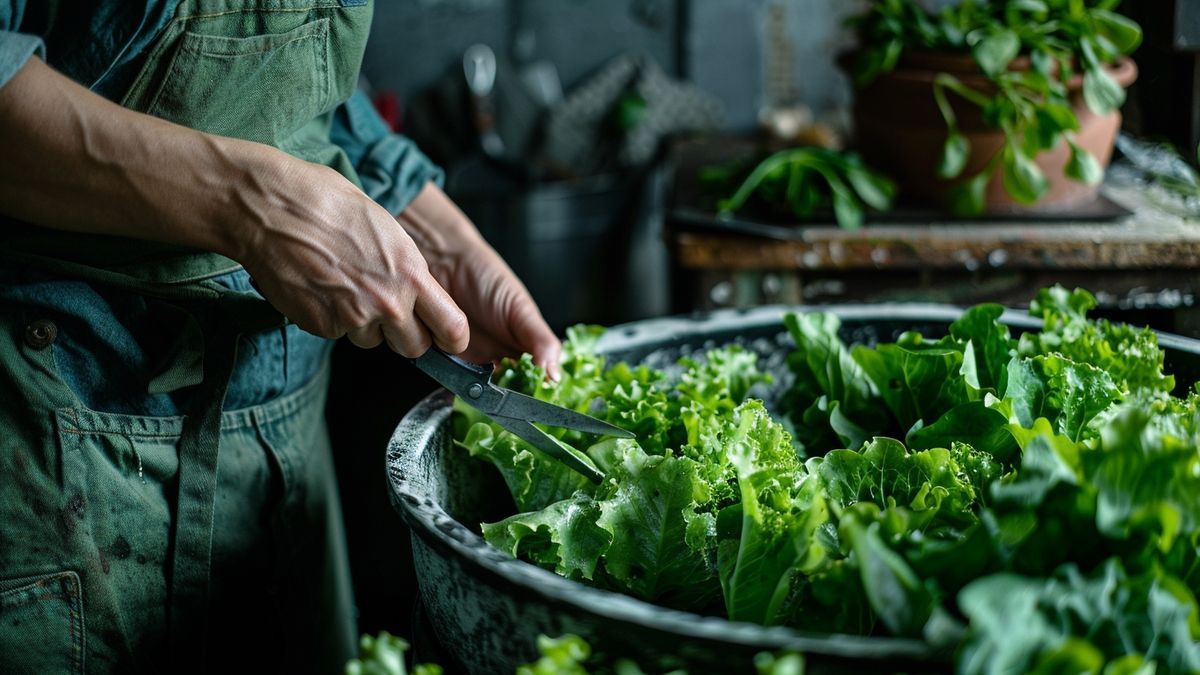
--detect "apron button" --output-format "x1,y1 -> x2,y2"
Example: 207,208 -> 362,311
25,319 -> 58,350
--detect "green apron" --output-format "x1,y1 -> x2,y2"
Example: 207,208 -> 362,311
0,0 -> 373,672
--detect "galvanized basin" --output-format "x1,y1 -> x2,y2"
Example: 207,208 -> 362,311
386,305 -> 1200,675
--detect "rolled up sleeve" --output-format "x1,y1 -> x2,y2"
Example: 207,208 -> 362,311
331,89 -> 445,217
0,30 -> 44,89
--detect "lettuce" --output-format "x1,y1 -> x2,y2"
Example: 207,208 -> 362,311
455,287 -> 1200,673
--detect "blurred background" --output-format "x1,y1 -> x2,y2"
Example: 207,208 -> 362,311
329,0 -> 1200,642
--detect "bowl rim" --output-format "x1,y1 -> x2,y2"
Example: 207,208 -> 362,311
385,302 -> 1200,662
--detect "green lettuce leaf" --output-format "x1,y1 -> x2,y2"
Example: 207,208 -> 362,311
996,354 -> 1120,443
595,444 -> 720,610
852,334 -> 969,436
812,437 -> 980,530
455,418 -> 593,512
718,403 -> 826,625
958,561 -> 1200,675
781,312 -> 886,455
481,492 -> 612,581
1089,404 -> 1200,551
1022,286 -> 1175,395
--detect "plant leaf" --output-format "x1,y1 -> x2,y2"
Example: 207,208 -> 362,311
1002,146 -> 1050,204
939,132 -> 971,179
950,172 -> 991,216
973,30 -> 1021,77
1091,8 -> 1143,54
844,166 -> 896,211
831,183 -> 865,230
1065,141 -> 1104,186
1082,60 -> 1127,114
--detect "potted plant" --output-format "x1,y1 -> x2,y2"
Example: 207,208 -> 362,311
847,0 -> 1142,215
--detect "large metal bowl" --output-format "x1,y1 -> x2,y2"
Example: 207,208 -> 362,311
386,305 -> 1200,675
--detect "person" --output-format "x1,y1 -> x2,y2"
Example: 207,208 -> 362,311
0,2 -> 560,673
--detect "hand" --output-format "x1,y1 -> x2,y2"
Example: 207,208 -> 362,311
234,162 -> 471,358
397,184 -> 562,378
0,58 -> 470,358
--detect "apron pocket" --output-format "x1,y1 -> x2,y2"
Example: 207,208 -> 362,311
147,17 -> 334,145
0,571 -> 85,675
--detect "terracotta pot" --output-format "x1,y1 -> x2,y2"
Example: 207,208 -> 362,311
847,51 -> 1139,214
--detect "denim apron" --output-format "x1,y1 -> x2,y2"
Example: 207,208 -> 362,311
0,1 -> 372,672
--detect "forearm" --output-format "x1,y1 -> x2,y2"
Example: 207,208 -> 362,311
0,56 -> 287,261
397,182 -> 492,269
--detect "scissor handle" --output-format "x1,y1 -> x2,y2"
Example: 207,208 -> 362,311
412,347 -> 496,399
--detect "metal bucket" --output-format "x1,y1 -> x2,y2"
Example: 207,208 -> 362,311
385,305 -> 1200,675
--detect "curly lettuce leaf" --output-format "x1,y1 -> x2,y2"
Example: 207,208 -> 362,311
455,418 -> 593,512
1022,286 -> 1174,395
995,354 -> 1121,443
516,635 -> 591,675
481,492 -> 612,581
1089,403 -> 1200,551
717,402 -> 825,625
811,437 -> 980,530
594,444 -> 720,610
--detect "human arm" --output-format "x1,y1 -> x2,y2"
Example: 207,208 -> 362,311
0,56 -> 468,357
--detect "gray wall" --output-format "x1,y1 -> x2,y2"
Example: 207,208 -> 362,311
361,0 -> 678,108
361,0 -> 868,131
685,0 -> 864,129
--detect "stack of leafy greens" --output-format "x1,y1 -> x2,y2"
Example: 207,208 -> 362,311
453,287 -> 1200,674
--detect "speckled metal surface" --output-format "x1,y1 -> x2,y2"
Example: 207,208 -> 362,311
386,304 -> 1200,675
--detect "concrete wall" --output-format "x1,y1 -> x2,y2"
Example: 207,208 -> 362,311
360,0 -> 868,131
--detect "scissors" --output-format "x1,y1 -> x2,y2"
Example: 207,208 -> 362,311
414,347 -> 633,482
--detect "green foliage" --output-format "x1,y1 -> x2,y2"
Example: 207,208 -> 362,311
516,635 -> 592,675
347,631 -> 802,675
852,0 -> 1143,214
457,286 -> 1200,674
1021,286 -> 1175,395
345,632 -> 442,675
958,561 -> 1200,675
707,147 -> 896,230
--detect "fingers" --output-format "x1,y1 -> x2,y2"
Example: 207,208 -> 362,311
414,278 -> 470,354
375,276 -> 467,358
381,320 -> 433,358
510,300 -> 563,381
346,323 -> 384,349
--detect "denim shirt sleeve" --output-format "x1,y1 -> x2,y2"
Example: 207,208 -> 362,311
330,89 -> 445,217
0,0 -> 46,90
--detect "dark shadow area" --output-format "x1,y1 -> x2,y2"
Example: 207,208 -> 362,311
327,339 -> 437,640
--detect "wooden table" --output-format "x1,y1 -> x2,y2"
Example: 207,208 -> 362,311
667,144 -> 1200,336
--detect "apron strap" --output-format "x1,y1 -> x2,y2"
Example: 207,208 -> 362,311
167,323 -> 239,674
162,301 -> 288,674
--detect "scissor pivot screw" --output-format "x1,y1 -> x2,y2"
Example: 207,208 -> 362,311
467,383 -> 484,399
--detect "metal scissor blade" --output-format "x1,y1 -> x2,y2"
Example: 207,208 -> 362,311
488,414 -> 604,483
493,389 -> 635,439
